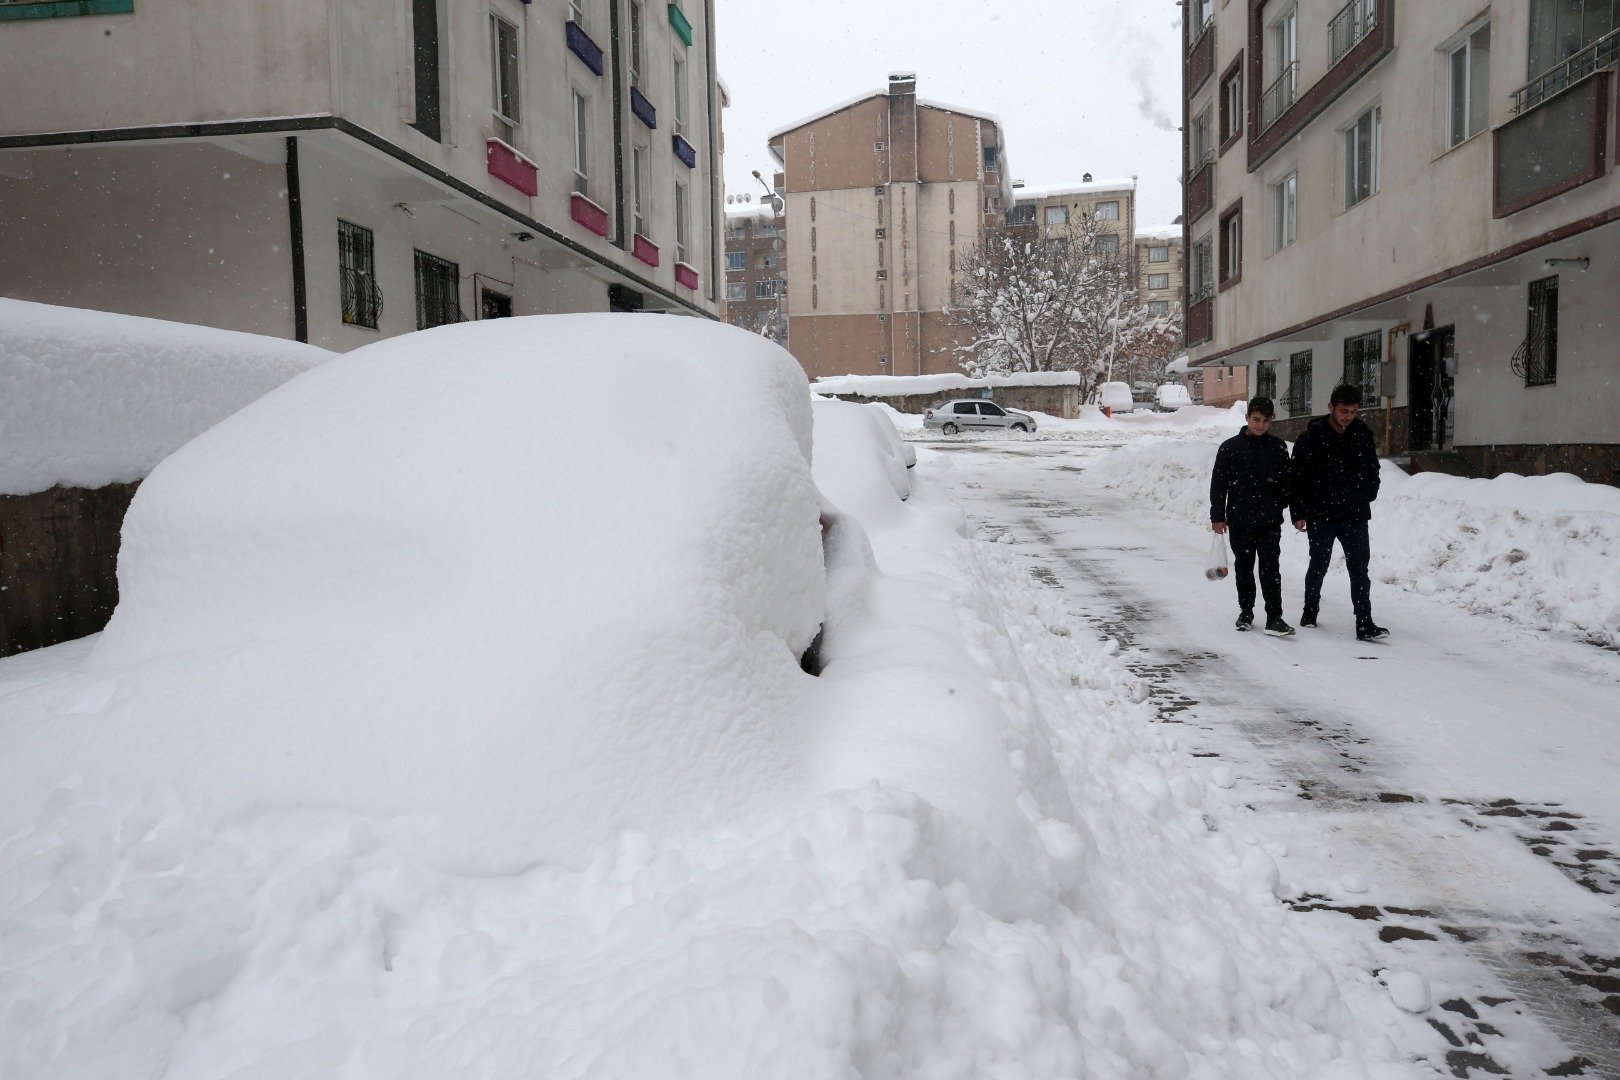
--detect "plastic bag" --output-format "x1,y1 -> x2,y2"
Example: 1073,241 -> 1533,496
1205,533 -> 1230,581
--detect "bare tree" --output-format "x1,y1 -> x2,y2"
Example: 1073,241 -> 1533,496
948,217 -> 1180,399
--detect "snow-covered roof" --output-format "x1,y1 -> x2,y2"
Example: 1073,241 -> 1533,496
724,199 -> 779,221
1135,225 -> 1183,242
811,371 -> 1083,397
766,90 -> 1003,161
1013,179 -> 1136,203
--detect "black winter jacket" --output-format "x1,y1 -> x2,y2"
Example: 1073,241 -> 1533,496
1210,429 -> 1293,529
1290,415 -> 1381,523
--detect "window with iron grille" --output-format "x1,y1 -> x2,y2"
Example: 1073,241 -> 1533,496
1288,350 -> 1313,416
1524,275 -> 1559,386
1257,360 -> 1278,401
1343,331 -> 1382,402
339,221 -> 380,330
414,250 -> 461,330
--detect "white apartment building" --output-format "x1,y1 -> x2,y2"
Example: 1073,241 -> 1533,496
0,0 -> 724,347
1183,0 -> 1620,483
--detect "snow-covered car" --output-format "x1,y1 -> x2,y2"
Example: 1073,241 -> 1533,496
921,398 -> 1037,434
1155,383 -> 1194,411
813,399 -> 913,505
0,314 -> 829,875
1097,381 -> 1135,416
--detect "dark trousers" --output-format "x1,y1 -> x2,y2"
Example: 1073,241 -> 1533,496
1228,525 -> 1282,620
1303,519 -> 1372,622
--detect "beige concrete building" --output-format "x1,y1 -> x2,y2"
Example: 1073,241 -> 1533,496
1005,177 -> 1137,257
722,197 -> 787,345
767,74 -> 1013,379
1183,0 -> 1620,482
1135,225 -> 1183,319
0,0 -> 725,347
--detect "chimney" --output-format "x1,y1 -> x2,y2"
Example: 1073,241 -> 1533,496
1083,172 -> 1093,182
887,72 -> 917,97
886,72 -> 918,183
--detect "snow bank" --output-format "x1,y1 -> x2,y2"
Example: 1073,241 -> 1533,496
2,315 -> 825,875
811,369 -> 1081,397
1085,436 -> 1620,648
0,298 -> 329,495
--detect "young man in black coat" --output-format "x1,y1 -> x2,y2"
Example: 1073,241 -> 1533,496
1291,383 -> 1388,641
1210,397 -> 1295,636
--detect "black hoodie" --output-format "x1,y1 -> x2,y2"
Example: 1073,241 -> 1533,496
1210,428 -> 1293,528
1290,415 -> 1380,523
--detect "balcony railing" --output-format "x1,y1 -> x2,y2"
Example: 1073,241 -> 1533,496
1258,62 -> 1299,131
1512,25 -> 1620,114
1186,147 -> 1214,177
1328,0 -> 1377,67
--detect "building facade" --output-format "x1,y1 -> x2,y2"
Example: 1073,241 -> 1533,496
0,0 -> 725,348
721,197 -> 787,345
1135,225 -> 1184,319
767,74 -> 1012,380
1182,0 -> 1620,482
1006,177 -> 1138,256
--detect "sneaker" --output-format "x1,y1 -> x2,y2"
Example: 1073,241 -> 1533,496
1235,612 -> 1254,632
1264,617 -> 1295,637
1299,608 -> 1318,628
1356,622 -> 1389,642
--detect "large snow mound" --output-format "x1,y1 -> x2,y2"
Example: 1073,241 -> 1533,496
4,315 -> 826,873
1085,437 -> 1620,648
0,298 -> 330,495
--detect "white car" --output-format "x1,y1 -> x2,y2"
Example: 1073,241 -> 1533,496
921,398 -> 1038,434
1155,383 -> 1193,411
1097,381 -> 1135,416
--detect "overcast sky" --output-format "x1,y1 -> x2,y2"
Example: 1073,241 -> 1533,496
716,0 -> 1184,227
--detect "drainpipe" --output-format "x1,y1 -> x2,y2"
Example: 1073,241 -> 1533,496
1383,322 -> 1410,457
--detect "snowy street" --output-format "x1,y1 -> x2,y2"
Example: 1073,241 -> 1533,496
925,433 -> 1620,1078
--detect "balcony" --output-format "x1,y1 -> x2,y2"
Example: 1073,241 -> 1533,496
1494,70 -> 1612,217
1258,62 -> 1298,132
672,132 -> 697,168
630,86 -> 657,130
1186,291 -> 1212,347
1328,0 -> 1377,68
1185,150 -> 1214,223
1512,25 -> 1620,115
566,20 -> 604,76
1187,21 -> 1215,96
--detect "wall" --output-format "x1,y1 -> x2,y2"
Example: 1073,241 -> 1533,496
0,483 -> 137,658
0,0 -> 333,137
0,143 -> 296,338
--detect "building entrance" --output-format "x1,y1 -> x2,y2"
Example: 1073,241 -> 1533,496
1408,326 -> 1455,453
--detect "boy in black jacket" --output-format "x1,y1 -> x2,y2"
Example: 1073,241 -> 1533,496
1291,384 -> 1387,641
1210,397 -> 1295,636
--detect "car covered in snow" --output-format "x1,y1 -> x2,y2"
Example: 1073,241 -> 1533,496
1097,381 -> 1135,416
1155,383 -> 1194,411
921,398 -> 1037,434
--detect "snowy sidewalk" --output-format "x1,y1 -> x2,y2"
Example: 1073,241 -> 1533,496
926,439 -> 1620,1079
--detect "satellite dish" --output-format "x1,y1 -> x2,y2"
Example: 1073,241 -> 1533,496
772,238 -> 784,251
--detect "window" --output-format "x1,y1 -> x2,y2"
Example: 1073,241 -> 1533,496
1044,205 -> 1068,226
1272,170 -> 1297,250
726,251 -> 746,271
632,144 -> 649,237
1257,360 -> 1278,400
1219,203 -> 1242,286
1190,0 -> 1213,39
1190,233 -> 1214,300
756,279 -> 781,299
726,222 -> 746,240
673,53 -> 688,138
490,13 -> 520,143
979,403 -> 1006,416
1147,300 -> 1171,317
1149,245 -> 1169,262
1261,5 -> 1299,128
1220,65 -> 1243,144
953,402 -> 976,415
1343,331 -> 1382,402
1095,201 -> 1120,220
1527,0 -> 1620,83
761,254 -> 779,270
568,0 -> 587,29
1190,104 -> 1215,167
1098,234 -> 1120,254
1344,105 -> 1381,207
414,250 -> 460,330
480,289 -> 513,320
629,0 -> 645,88
338,221 -> 379,330
1007,204 -> 1036,225
410,0 -> 443,142
756,223 -> 778,238
1447,23 -> 1491,148
571,90 -> 590,197
1287,350 -> 1313,416
1147,272 -> 1170,290
1524,275 -> 1559,386
983,145 -> 999,171
725,282 -> 745,302
674,180 -> 690,264
1271,5 -> 1299,81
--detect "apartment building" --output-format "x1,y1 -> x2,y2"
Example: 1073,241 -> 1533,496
767,74 -> 1013,379
722,197 -> 787,345
1135,225 -> 1183,318
0,0 -> 724,348
1183,0 -> 1620,483
1005,177 -> 1138,256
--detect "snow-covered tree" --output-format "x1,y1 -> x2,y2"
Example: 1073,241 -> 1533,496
947,218 -> 1182,398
